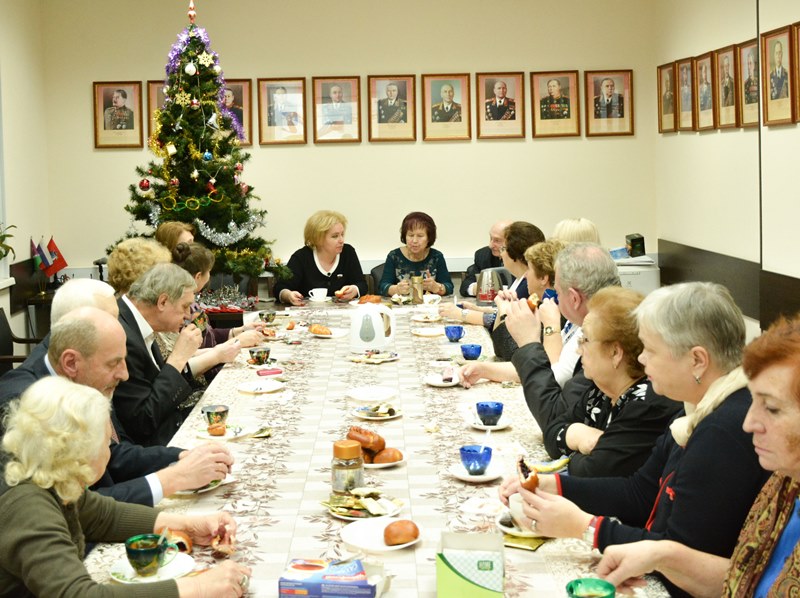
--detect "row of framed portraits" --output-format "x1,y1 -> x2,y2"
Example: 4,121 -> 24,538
657,23 -> 800,132
92,70 -> 636,148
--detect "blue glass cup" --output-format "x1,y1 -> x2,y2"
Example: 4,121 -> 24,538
460,445 -> 492,476
445,325 -> 465,342
476,401 -> 504,426
461,344 -> 482,360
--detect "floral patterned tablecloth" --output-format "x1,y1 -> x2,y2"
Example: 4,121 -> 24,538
87,303 -> 668,597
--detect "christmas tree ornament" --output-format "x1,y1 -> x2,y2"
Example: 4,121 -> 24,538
213,64 -> 221,75
175,91 -> 191,106
198,51 -> 214,67
184,62 -> 197,76
240,183 -> 249,195
202,150 -> 212,161
190,98 -> 200,110
190,169 -> 199,180
209,177 -> 216,185
187,0 -> 196,23
235,162 -> 243,172
138,179 -> 151,191
163,85 -> 170,94
169,178 -> 180,187
166,143 -> 177,155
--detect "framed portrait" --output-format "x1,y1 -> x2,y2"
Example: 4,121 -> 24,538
257,78 -> 307,145
736,40 -> 760,127
714,46 -> 738,128
312,76 -> 361,144
221,79 -> 252,146
793,22 -> 800,122
476,72 -> 524,139
693,53 -> 716,131
93,81 -> 143,148
422,73 -> 471,141
676,58 -> 695,131
761,26 -> 794,126
367,75 -> 416,142
532,71 -> 580,138
584,70 -> 634,137
657,63 -> 677,133
147,80 -> 168,140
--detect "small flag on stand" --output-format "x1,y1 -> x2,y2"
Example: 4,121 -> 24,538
43,237 -> 67,278
30,238 -> 43,271
36,238 -> 52,270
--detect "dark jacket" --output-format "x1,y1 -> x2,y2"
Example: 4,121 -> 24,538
460,246 -> 503,297
274,244 -> 367,301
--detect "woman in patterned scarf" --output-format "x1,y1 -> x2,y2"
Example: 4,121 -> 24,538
595,315 -> 800,597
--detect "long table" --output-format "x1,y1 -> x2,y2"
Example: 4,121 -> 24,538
87,303 -> 668,597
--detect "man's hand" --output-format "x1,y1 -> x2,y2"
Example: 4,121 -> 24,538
505,299 -> 542,346
160,443 -> 234,496
167,324 -> 203,371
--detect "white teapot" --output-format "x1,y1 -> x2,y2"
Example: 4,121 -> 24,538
350,303 -> 395,352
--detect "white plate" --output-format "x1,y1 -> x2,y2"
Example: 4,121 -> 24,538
470,414 -> 511,431
110,552 -> 194,584
328,497 -> 405,521
196,424 -> 257,441
411,313 -> 441,323
308,296 -> 332,303
447,461 -> 503,483
340,517 -> 422,553
173,474 -> 237,496
310,327 -> 348,339
237,379 -> 285,394
348,352 -> 399,364
364,459 -> 405,470
352,407 -> 403,421
258,331 -> 287,341
411,326 -> 445,337
345,386 -> 396,403
423,373 -> 460,388
495,511 -> 543,538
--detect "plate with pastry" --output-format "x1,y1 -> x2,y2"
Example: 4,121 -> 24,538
340,517 -> 421,553
321,488 -> 405,521
423,369 -> 460,387
364,459 -> 405,470
196,424 -> 254,441
352,403 -> 402,420
410,313 -> 441,323
237,379 -> 285,394
110,552 -> 195,584
345,386 -> 396,403
308,324 -> 347,338
348,351 -> 399,365
363,447 -> 405,469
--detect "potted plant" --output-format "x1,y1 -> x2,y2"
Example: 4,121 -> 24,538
0,223 -> 16,261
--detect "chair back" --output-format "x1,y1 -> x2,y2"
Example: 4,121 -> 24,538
0,308 -> 22,376
370,263 -> 385,295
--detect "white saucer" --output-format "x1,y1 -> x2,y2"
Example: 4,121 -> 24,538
447,461 -> 503,483
308,296 -> 332,303
340,517 -> 422,553
310,327 -> 348,339
173,474 -> 236,496
237,379 -> 285,394
470,414 -> 511,431
423,373 -> 460,387
196,424 -> 257,441
411,313 -> 441,323
496,511 -> 543,538
411,327 -> 445,337
110,552 -> 194,584
364,459 -> 405,469
352,407 -> 403,421
345,386 -> 396,403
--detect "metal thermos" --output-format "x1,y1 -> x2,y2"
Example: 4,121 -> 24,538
411,276 -> 424,304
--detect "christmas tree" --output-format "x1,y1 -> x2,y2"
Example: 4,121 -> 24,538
123,1 -> 288,280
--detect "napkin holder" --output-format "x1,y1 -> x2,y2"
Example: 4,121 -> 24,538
279,558 -> 387,598
436,531 -> 504,597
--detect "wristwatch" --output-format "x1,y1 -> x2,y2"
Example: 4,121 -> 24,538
543,325 -> 560,336
461,309 -> 470,321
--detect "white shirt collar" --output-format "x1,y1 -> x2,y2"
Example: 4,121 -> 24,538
122,295 -> 157,365
313,249 -> 341,276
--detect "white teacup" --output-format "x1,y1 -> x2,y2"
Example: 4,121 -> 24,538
309,288 -> 327,300
423,294 -> 441,305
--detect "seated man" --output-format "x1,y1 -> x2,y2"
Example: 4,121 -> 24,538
0,305 -> 233,506
459,220 -> 511,297
115,262 -> 203,446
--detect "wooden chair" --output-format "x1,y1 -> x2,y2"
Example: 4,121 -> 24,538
369,263 -> 385,296
0,307 -> 41,376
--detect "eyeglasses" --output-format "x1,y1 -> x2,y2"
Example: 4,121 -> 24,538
499,246 -> 507,253
577,336 -> 609,347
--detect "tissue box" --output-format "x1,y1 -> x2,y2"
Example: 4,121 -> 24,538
436,532 -> 504,597
278,559 -> 386,597
625,233 -> 646,257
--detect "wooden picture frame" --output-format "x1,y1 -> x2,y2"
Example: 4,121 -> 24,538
257,78 -> 307,145
476,72 -> 524,139
676,58 -> 695,131
312,76 -> 361,143
147,80 -> 167,140
93,81 -> 143,148
367,75 -> 416,142
584,70 -> 634,137
761,26 -> 794,126
657,63 -> 677,133
422,73 -> 471,141
715,46 -> 738,128
221,79 -> 252,146
793,22 -> 800,122
693,53 -> 716,130
531,70 -> 580,138
737,39 -> 760,127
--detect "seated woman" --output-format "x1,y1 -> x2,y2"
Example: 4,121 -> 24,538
535,286 -> 680,477
0,377 -> 250,597
596,315 -> 800,597
155,221 -> 195,251
551,217 -> 601,244
108,237 -> 171,296
378,211 -> 453,297
275,210 -> 367,306
499,282 -> 770,598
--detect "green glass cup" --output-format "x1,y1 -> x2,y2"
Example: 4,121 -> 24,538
125,533 -> 178,577
565,577 -> 615,598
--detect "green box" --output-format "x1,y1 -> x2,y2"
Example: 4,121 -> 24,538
436,532 -> 504,597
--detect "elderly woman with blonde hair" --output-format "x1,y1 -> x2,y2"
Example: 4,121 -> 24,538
108,237 -> 171,296
551,217 -> 601,244
275,210 -> 367,305
0,377 -> 251,597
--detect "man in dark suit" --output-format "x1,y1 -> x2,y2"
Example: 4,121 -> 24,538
460,220 -> 512,297
0,306 -> 233,506
485,80 -> 516,121
377,82 -> 408,123
594,77 -> 624,118
115,263 -> 203,446
770,40 -> 789,100
431,83 -> 462,122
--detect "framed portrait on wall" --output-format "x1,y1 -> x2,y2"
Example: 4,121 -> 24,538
422,73 -> 471,141
736,39 -> 760,127
531,70 -> 580,138
693,53 -> 716,130
221,79 -> 252,146
657,63 -> 677,133
93,81 -> 143,148
676,57 -> 695,131
760,26 -> 794,126
257,78 -> 306,145
584,70 -> 633,137
312,76 -> 361,143
793,22 -> 800,122
367,75 -> 416,142
147,80 -> 167,140
476,72 -> 524,139
714,46 -> 738,128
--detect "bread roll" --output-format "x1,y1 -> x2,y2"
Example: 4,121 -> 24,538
373,448 -> 403,464
383,520 -> 419,546
347,425 -> 386,453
